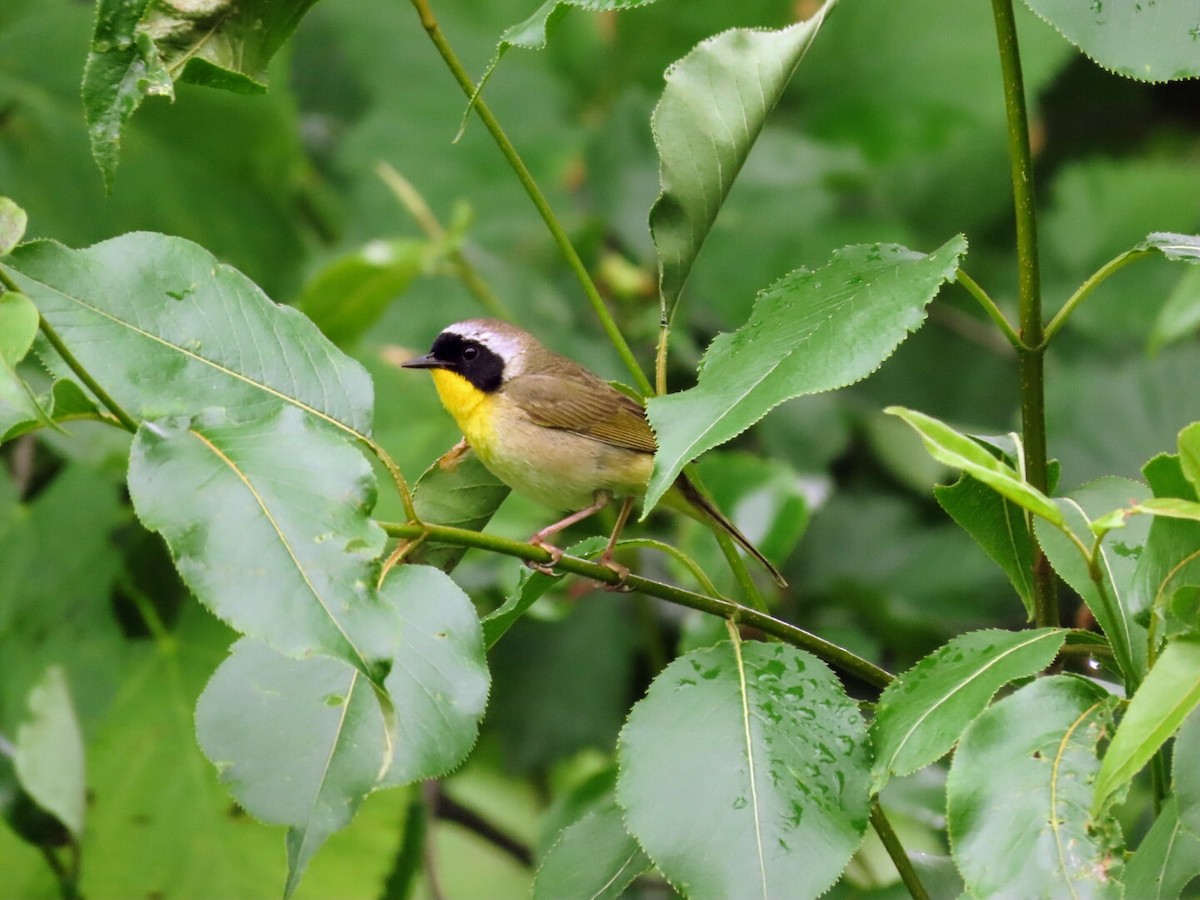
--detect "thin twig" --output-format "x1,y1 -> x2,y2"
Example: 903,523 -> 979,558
870,800 -> 930,900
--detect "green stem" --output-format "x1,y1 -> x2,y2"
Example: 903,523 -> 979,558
714,527 -> 770,613
37,317 -> 139,433
376,162 -> 515,321
380,519 -> 893,689
991,0 -> 1056,630
1041,249 -> 1153,346
407,0 -> 653,397
955,269 -> 1026,350
870,800 -> 930,900
617,537 -> 722,597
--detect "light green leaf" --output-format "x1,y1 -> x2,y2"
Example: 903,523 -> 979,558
82,0 -> 321,186
1135,497 -> 1200,523
651,3 -> 836,318
1149,267 -> 1200,353
644,237 -> 965,512
532,802 -> 651,900
1139,232 -> 1200,262
1036,478 -> 1151,684
482,536 -> 606,649
0,291 -> 46,438
1124,795 -> 1200,900
407,447 -> 510,573
297,240 -> 428,348
1021,0 -> 1200,82
127,406 -> 397,684
888,406 -> 1065,527
0,197 -> 27,256
13,666 -> 85,839
870,628 -> 1067,794
1175,709 -> 1200,834
378,565 -> 489,788
501,0 -> 655,52
617,640 -> 870,899
1093,637 -> 1200,815
1180,423 -> 1200,497
1129,454 -> 1200,626
5,234 -> 373,435
196,639 -> 387,899
947,675 -> 1122,899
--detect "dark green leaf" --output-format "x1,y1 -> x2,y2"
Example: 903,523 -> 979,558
408,448 -> 510,573
196,639 -> 388,898
889,406 -> 1065,527
0,197 -> 26,256
1093,637 -> 1200,815
127,406 -> 397,683
1124,795 -> 1200,900
532,802 -> 651,900
5,234 -> 373,434
935,469 -> 1037,617
617,640 -> 870,899
1021,0 -> 1200,82
12,666 -> 85,839
1,380 -> 101,445
1036,478 -> 1151,684
651,4 -> 835,318
378,565 -> 489,788
297,240 -> 428,348
82,0 -> 321,186
947,675 -> 1122,898
482,536 -> 606,648
870,628 -> 1067,793
644,237 -> 965,511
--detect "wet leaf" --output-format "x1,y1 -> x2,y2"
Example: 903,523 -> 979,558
617,639 -> 870,899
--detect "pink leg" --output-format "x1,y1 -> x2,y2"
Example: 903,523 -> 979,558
526,493 -> 611,574
598,496 -> 635,591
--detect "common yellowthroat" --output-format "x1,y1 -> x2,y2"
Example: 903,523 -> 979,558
402,319 -> 786,586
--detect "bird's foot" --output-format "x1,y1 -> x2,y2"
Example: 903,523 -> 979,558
597,555 -> 633,592
525,539 -> 564,577
437,438 -> 471,472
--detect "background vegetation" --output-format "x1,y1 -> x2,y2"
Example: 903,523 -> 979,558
2,0 -> 1200,897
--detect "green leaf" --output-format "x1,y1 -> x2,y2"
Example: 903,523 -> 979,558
127,406 -> 397,683
377,565 -> 489,788
197,640 -> 388,898
1136,497 -> 1200,523
0,197 -> 27,256
935,467 -> 1037,617
616,640 -> 870,899
407,448 -> 510,573
1093,637 -> 1200,815
0,290 -> 46,438
13,666 -> 85,839
946,675 -> 1122,899
4,234 -> 373,435
869,628 -> 1067,794
532,802 -> 651,900
1123,795 -> 1200,900
297,240 -> 428,348
1130,455 -> 1200,626
1175,709 -> 1200,833
1139,232 -> 1200,263
644,237 -> 965,512
483,536 -> 606,648
1149,266 -> 1200,353
1036,478 -> 1151,684
1180,423 -> 1200,497
888,405 -> 1066,528
651,3 -> 836,318
1021,0 -> 1200,82
82,0 -> 321,186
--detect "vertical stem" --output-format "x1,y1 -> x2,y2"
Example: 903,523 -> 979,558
870,800 -> 930,900
990,0 -> 1057,629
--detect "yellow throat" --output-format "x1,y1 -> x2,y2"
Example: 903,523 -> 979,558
430,368 -> 496,450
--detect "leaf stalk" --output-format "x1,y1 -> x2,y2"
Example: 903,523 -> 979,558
869,800 -> 931,900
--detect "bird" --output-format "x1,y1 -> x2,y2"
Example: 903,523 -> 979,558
402,318 -> 785,587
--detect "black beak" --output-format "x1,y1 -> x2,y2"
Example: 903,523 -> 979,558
400,352 -> 445,370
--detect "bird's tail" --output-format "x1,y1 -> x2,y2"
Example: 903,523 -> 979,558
675,475 -> 788,588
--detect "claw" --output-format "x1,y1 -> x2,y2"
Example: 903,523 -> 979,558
598,556 -> 633,592
525,540 -> 564,577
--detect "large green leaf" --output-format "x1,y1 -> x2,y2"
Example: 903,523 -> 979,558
616,639 -> 870,899
127,406 -> 397,683
1093,637 -> 1200,815
12,666 -> 85,840
532,802 -> 651,900
1036,478 -> 1151,685
869,628 -> 1066,794
1123,795 -> 1200,900
82,0 -> 321,186
1175,709 -> 1200,835
0,196 -> 26,255
4,234 -> 373,435
889,405 -> 1065,528
651,2 -> 836,319
947,675 -> 1122,899
644,237 -> 965,511
196,639 -> 389,898
1021,0 -> 1200,82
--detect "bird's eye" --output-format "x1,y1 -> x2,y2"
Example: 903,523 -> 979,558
462,346 -> 479,361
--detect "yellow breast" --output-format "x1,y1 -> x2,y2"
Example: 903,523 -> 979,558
430,369 -> 497,454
